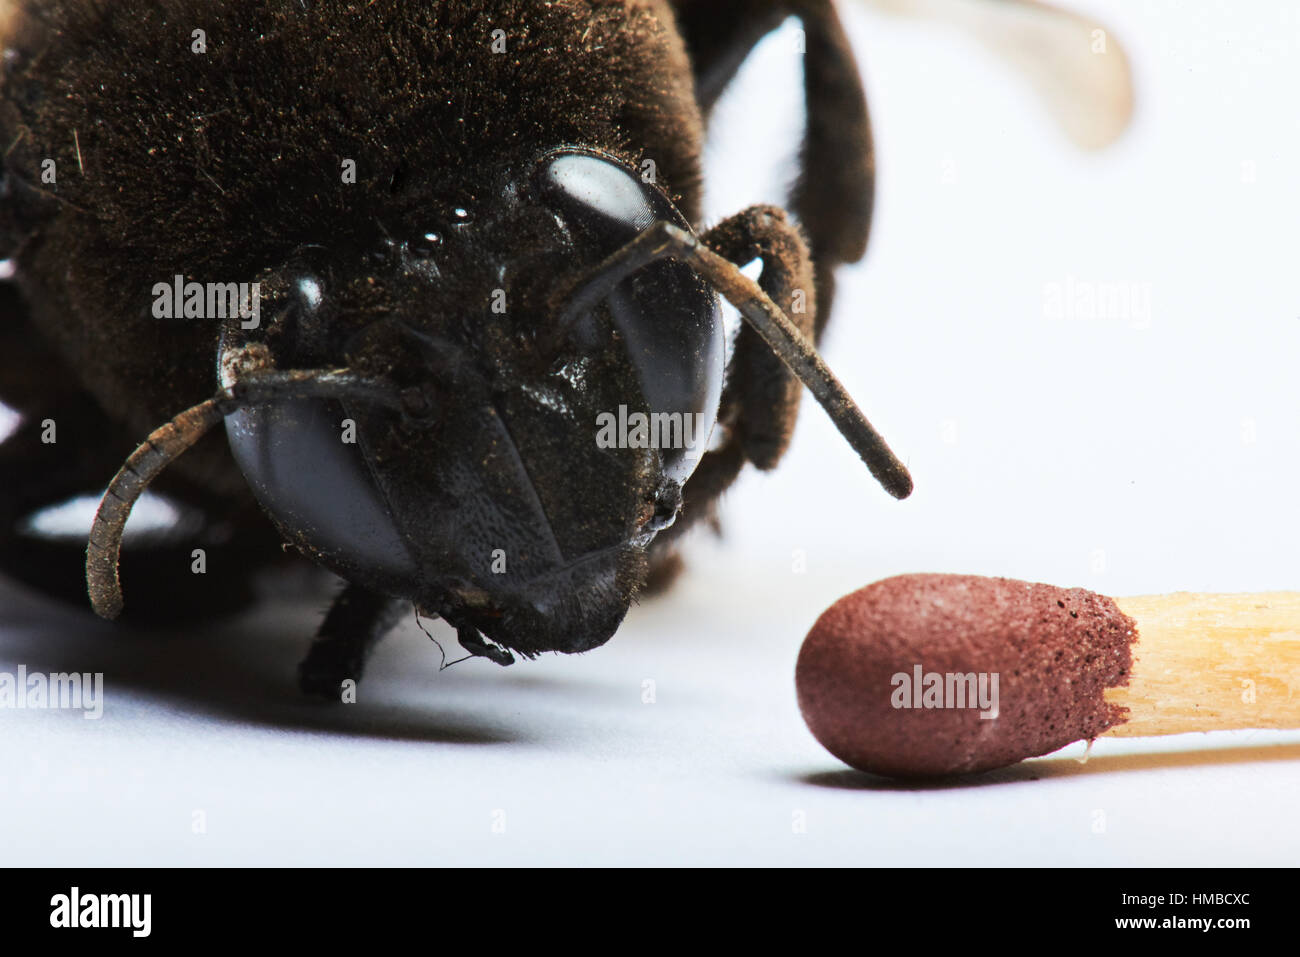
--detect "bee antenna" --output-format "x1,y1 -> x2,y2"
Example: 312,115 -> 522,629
86,369 -> 403,620
555,221 -> 913,500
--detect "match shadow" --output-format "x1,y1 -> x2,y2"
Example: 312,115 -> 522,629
796,764 -> 1045,791
1027,741 -> 1300,776
795,739 -> 1300,791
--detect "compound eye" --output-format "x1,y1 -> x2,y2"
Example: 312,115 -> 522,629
536,149 -> 724,483
224,399 -> 418,592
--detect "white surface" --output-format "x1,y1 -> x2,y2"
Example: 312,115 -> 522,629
1,0 -> 1298,865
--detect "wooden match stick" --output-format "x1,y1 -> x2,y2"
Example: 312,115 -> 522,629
795,574 -> 1300,778
1105,591 -> 1300,736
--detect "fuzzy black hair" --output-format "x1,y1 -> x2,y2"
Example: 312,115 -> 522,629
0,0 -> 703,438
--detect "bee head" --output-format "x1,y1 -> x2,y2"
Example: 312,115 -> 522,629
218,148 -> 725,658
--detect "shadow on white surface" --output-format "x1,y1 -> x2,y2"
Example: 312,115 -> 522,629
0,579 -> 524,746
796,738 -> 1300,791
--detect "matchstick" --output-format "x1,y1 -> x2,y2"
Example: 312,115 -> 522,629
795,574 -> 1300,778
1105,591 -> 1300,736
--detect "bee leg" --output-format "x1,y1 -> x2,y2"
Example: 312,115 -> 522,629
642,548 -> 687,595
0,405 -> 271,621
0,288 -> 274,618
675,0 -> 874,331
0,383 -> 270,619
455,626 -> 515,667
702,205 -> 817,471
557,219 -> 909,497
789,0 -> 875,336
672,0 -> 788,111
599,205 -> 908,579
298,583 -> 407,699
0,396 -> 124,608
645,205 -> 818,579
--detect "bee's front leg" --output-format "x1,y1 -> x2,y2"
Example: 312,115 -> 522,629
454,626 -> 515,668
674,0 -> 875,327
643,205 -> 816,590
703,205 -> 818,472
298,584 -> 407,699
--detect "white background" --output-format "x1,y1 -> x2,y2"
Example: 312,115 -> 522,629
1,0 -> 1297,865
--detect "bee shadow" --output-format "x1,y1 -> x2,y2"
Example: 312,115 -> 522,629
0,580 -> 525,746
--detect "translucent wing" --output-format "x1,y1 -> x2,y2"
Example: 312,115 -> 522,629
856,0 -> 1134,149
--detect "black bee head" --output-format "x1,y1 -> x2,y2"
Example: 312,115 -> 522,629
219,148 -> 725,658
